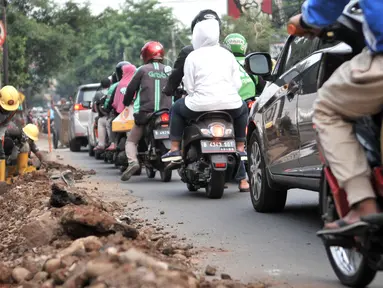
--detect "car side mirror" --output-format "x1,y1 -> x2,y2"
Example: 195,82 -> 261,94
164,66 -> 173,77
82,101 -> 91,109
244,52 -> 272,77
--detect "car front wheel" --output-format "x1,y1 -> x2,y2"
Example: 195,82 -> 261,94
248,132 -> 287,213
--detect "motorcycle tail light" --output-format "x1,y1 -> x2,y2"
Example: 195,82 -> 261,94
214,163 -> 226,168
247,100 -> 256,109
210,124 -> 225,137
160,113 -> 169,123
73,104 -> 87,111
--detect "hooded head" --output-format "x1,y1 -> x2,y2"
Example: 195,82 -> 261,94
191,9 -> 221,33
192,19 -> 220,50
112,63 -> 137,114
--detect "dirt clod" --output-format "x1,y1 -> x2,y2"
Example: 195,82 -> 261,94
205,265 -> 217,276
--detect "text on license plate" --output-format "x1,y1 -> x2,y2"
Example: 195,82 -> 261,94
200,140 -> 236,153
153,129 -> 170,139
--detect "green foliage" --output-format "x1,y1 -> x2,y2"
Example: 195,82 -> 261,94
221,15 -> 287,53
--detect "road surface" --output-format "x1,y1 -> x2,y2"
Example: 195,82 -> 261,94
50,145 -> 383,288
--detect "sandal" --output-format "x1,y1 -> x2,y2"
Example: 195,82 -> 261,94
316,219 -> 369,237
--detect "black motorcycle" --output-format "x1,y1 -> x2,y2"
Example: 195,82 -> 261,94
118,109 -> 172,182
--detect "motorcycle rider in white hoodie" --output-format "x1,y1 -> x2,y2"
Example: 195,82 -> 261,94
162,19 -> 249,190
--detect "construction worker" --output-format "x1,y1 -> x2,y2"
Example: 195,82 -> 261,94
0,86 -> 21,160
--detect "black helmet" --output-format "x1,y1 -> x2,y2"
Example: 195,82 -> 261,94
191,9 -> 221,33
115,61 -> 131,81
100,78 -> 111,89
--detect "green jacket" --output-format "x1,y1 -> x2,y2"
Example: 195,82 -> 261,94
236,56 -> 257,101
104,82 -> 119,110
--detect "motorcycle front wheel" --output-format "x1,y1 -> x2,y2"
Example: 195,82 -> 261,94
320,173 -> 376,287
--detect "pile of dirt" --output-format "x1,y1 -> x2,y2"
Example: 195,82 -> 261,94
0,163 -> 266,288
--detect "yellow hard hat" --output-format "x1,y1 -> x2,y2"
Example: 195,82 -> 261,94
22,124 -> 39,141
0,85 -> 20,111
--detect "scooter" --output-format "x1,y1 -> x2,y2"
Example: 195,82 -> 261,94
290,1 -> 383,287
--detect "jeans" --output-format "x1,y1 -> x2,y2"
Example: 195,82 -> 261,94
169,98 -> 248,142
236,161 -> 247,181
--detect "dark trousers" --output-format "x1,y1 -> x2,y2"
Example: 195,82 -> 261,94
169,98 -> 248,142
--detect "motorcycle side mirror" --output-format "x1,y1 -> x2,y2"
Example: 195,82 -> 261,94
244,52 -> 272,77
164,66 -> 173,77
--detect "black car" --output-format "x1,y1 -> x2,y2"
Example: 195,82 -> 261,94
245,35 -> 348,213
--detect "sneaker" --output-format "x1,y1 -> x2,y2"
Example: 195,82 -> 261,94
106,143 -> 117,151
121,161 -> 140,182
238,151 -> 248,161
161,150 -> 182,162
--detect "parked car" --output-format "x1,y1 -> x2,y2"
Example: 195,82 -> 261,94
69,83 -> 100,152
245,36 -> 347,213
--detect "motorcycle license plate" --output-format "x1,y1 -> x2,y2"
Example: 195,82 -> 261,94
153,128 -> 170,139
200,140 -> 236,153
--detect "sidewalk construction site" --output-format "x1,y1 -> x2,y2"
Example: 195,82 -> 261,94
0,143 -> 270,288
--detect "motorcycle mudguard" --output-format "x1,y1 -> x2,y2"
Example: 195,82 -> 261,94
210,154 -> 228,171
161,139 -> 171,150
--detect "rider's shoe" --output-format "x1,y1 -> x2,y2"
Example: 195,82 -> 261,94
106,143 -> 117,151
121,161 -> 140,182
161,150 -> 182,162
93,146 -> 104,151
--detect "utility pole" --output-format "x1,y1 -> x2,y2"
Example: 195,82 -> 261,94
2,0 -> 8,86
171,28 -> 176,63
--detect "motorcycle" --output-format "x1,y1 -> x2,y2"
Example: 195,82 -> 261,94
163,67 -> 243,199
289,1 -> 383,287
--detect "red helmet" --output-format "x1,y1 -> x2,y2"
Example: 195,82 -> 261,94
140,41 -> 165,64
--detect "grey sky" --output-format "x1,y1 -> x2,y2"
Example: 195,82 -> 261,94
54,0 -> 228,27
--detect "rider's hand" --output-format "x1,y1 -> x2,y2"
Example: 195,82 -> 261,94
288,14 -> 321,38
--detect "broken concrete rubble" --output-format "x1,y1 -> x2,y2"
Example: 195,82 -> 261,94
0,161 -> 268,288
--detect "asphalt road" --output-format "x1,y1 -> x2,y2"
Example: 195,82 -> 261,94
55,147 -> 383,288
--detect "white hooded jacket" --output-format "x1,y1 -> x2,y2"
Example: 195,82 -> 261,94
183,19 -> 243,112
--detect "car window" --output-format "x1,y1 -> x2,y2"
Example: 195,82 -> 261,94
77,88 -> 99,104
279,37 -> 318,75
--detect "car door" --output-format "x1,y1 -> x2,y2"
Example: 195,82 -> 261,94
296,52 -> 323,177
261,36 -> 319,175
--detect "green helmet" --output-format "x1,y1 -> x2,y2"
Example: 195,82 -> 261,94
223,33 -> 248,55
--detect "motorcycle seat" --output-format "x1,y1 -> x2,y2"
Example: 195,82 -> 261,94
187,111 -> 233,125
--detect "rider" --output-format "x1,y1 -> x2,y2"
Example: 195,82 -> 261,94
104,63 -> 131,151
4,122 -> 43,165
289,0 -> 383,234
0,86 -> 20,160
93,78 -> 112,151
223,33 -> 266,101
162,9 -> 224,99
121,41 -> 172,181
161,20 -> 248,171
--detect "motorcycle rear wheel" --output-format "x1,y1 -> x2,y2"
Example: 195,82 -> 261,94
160,170 -> 172,182
146,167 -> 156,179
320,173 -> 377,287
205,171 -> 225,199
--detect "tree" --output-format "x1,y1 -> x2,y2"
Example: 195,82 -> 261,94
221,14 -> 287,53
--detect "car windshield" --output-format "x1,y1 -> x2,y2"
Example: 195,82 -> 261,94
77,87 -> 98,104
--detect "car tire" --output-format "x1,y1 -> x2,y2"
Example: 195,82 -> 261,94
248,132 -> 287,213
69,139 -> 81,152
